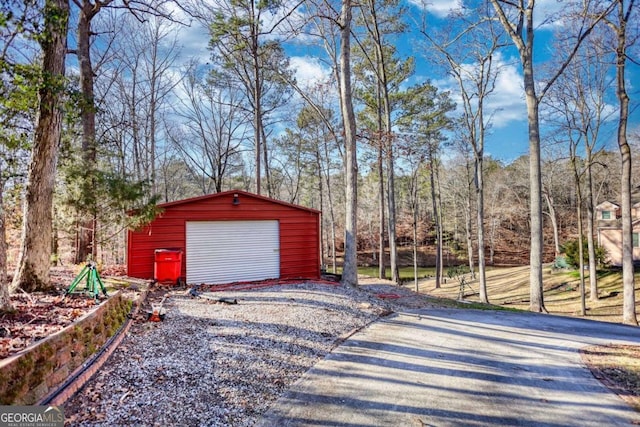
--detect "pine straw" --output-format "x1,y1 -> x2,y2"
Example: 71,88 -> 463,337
581,344 -> 640,412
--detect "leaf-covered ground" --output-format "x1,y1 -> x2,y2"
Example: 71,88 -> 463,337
581,344 -> 640,412
0,265 -> 128,359
0,292 -> 99,358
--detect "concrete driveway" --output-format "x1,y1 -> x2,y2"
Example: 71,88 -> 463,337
258,309 -> 640,427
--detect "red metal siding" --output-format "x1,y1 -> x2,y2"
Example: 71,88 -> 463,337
127,190 -> 320,282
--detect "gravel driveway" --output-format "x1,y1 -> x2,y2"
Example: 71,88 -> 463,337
65,279 -> 433,426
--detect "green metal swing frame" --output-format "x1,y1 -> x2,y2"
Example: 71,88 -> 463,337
65,261 -> 108,299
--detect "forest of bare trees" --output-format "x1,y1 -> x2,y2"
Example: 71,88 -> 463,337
1,0 -> 638,324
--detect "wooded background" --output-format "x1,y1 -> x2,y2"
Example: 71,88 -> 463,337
0,0 -> 638,323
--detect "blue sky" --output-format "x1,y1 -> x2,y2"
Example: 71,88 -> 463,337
166,0 -> 639,164
408,0 -> 640,163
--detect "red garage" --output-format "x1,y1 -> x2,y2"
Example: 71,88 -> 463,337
127,190 -> 321,284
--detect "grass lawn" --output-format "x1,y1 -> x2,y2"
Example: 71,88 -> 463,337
411,265 -> 640,324
356,266 -> 437,281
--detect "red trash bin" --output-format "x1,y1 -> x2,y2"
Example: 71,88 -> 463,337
154,249 -> 183,285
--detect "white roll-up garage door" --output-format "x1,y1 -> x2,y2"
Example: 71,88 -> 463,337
186,220 -> 280,284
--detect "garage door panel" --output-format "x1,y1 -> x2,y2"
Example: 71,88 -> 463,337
186,220 -> 279,284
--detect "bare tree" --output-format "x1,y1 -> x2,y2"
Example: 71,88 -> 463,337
484,158 -> 509,264
489,0 -> 614,312
544,28 -> 612,304
540,150 -> 571,258
168,62 -> 248,194
399,84 -> 455,288
352,0 -> 409,283
443,147 -> 476,279
69,1 -> 180,262
421,5 -> 505,303
12,0 -> 69,292
70,0 -> 113,263
601,0 -> 638,325
101,15 -> 179,186
184,0 -> 297,196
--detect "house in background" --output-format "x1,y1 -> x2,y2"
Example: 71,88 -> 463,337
596,191 -> 640,266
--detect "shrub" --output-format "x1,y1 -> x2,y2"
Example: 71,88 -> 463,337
561,239 -> 607,268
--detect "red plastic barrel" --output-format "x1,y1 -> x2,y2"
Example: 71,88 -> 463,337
154,249 -> 183,285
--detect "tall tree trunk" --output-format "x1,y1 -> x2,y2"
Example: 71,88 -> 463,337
436,165 -> 444,283
75,1 -> 99,263
465,203 -> 474,274
322,141 -> 338,273
339,0 -> 358,287
251,9 -> 262,195
148,27 -> 158,195
377,145 -> 386,279
490,0 -> 610,313
586,158 -> 598,301
613,0 -> 637,325
329,191 -> 337,275
476,156 -> 488,303
0,182 -> 11,311
429,149 -> 442,288
11,0 -> 69,293
572,153 -> 586,316
378,50 -> 398,285
411,167 -> 419,292
316,148 -> 325,268
261,125 -> 272,197
523,56 -> 545,313
577,205 -> 586,316
464,171 -> 475,280
386,139 -> 399,283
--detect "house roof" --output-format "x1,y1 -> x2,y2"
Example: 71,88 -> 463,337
598,186 -> 640,208
157,189 -> 321,214
595,201 -> 619,210
633,186 -> 640,205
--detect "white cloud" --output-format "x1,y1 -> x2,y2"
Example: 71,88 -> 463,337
533,0 -> 567,28
408,0 -> 464,18
290,56 -> 330,88
485,63 -> 526,127
434,54 -> 526,129
409,0 -> 572,28
174,21 -> 211,64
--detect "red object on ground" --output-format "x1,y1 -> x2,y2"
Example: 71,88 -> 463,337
154,249 -> 183,285
376,293 -> 401,299
197,278 -> 342,292
148,312 -> 163,322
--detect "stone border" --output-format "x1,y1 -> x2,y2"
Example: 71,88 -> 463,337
41,285 -> 149,405
0,287 -> 147,405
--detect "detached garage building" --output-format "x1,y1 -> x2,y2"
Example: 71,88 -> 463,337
127,190 -> 321,284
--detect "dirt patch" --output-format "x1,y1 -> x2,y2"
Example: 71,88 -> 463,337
358,275 -> 440,309
581,344 -> 640,412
